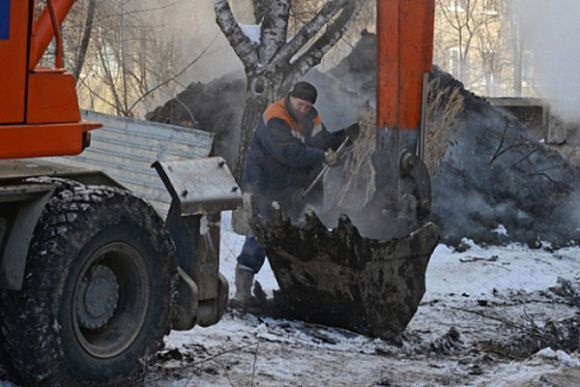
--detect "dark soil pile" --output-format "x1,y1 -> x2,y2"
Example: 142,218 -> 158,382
148,31 -> 580,247
429,69 -> 580,247
325,32 -> 580,248
146,73 -> 246,166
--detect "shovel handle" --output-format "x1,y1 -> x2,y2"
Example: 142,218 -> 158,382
303,136 -> 350,198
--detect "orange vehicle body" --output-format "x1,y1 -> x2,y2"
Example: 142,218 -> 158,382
0,0 -> 99,159
0,0 -> 433,158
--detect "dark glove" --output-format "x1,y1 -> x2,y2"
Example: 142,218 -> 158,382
344,122 -> 360,141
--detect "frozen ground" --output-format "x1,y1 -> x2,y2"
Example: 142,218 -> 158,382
1,216 -> 579,387
145,216 -> 580,387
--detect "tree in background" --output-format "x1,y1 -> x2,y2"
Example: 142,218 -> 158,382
433,0 -> 544,97
435,0 -> 501,87
505,0 -> 525,96
472,0 -> 508,96
55,0 -> 207,118
213,0 -> 367,180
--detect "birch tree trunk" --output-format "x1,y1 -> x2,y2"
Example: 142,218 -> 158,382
509,0 -> 523,96
73,0 -> 96,83
213,0 -> 366,181
237,74 -> 283,179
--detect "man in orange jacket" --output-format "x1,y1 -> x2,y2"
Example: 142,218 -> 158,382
234,82 -> 358,304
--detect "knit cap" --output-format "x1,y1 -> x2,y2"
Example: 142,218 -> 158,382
289,82 -> 317,104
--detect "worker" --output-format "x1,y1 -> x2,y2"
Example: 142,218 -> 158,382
234,81 -> 358,305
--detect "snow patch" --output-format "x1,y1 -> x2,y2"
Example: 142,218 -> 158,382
535,347 -> 580,367
493,224 -> 508,236
460,237 -> 477,248
425,242 -> 580,297
239,23 -> 261,44
477,347 -> 580,386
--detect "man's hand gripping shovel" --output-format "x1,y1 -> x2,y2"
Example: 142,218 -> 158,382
292,136 -> 350,210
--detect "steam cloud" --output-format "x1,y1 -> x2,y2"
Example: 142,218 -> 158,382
143,0 -> 243,83
520,0 -> 580,122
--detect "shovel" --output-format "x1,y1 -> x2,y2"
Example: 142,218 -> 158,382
303,136 -> 350,198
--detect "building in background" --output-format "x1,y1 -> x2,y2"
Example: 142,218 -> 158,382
433,0 -> 538,98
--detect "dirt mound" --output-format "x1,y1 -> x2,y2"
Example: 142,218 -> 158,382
146,73 -> 246,166
428,69 -> 580,247
328,32 -> 580,247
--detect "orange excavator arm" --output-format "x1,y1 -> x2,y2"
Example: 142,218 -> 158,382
377,0 -> 435,153
373,0 -> 435,223
0,0 -> 100,159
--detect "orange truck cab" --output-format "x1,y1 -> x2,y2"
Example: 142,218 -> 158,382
0,0 -> 100,159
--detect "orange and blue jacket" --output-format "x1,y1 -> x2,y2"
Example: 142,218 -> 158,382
242,97 -> 345,218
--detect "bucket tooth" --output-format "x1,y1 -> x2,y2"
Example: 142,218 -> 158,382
336,213 -> 360,239
269,201 -> 287,227
303,207 -> 326,233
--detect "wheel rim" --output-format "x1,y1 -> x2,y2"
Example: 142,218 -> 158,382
73,242 -> 150,359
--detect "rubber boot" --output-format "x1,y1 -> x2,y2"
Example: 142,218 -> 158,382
234,264 -> 254,305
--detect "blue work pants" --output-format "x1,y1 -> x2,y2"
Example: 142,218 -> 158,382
237,236 -> 266,274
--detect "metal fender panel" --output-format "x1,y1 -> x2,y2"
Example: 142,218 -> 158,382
0,182 -> 54,289
153,157 -> 243,216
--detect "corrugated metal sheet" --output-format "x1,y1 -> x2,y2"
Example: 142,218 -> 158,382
38,110 -> 214,216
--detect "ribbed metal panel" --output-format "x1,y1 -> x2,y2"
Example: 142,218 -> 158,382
38,110 -> 214,216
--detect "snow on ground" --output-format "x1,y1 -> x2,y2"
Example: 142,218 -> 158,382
218,213 -> 279,299
146,213 -> 580,387
2,214 -> 578,386
426,239 -> 580,296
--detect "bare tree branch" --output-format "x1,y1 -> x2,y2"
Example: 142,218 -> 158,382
258,0 -> 290,64
74,0 -> 97,83
94,0 -> 186,23
274,0 -> 349,66
77,75 -> 119,112
95,39 -> 124,115
290,0 -> 366,77
127,34 -> 219,113
251,341 -> 260,386
213,0 -> 259,69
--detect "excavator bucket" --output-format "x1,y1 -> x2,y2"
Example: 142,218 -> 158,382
255,209 -> 438,340
252,147 -> 439,340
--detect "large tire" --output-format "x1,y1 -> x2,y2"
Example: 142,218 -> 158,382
0,180 -> 177,386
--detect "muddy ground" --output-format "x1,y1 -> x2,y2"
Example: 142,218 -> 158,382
144,236 -> 580,387
0,224 -> 577,387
